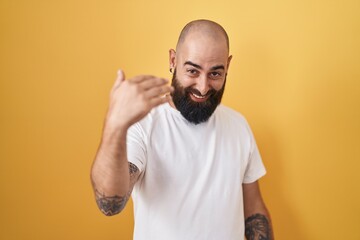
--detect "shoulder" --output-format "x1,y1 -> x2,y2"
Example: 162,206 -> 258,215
214,105 -> 256,141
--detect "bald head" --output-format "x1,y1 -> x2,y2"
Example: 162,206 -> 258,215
176,19 -> 229,53
169,20 -> 231,124
168,19 -> 232,97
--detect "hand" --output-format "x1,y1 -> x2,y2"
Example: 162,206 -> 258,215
105,70 -> 173,131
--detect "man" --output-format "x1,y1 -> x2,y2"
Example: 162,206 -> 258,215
91,19 -> 274,240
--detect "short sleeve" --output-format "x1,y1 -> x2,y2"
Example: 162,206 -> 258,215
242,124 -> 267,183
127,122 -> 147,173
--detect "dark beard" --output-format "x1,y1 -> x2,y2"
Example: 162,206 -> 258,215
170,69 -> 226,124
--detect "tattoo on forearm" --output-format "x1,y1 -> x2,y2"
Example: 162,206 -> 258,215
95,190 -> 127,216
245,213 -> 272,240
94,162 -> 139,216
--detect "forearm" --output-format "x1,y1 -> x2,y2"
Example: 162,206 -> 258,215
90,126 -> 131,215
243,182 -> 274,240
244,206 -> 274,240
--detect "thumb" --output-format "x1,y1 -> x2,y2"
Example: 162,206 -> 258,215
112,69 -> 126,89
117,69 -> 125,82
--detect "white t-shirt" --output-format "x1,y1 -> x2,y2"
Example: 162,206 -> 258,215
127,103 -> 266,240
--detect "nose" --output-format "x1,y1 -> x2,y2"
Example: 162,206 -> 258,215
195,75 -> 210,96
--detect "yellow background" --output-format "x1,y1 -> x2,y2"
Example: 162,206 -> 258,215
1,0 -> 359,239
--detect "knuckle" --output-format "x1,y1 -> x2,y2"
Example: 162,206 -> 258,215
156,78 -> 164,84
162,86 -> 169,93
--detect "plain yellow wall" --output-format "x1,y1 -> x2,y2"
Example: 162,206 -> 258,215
1,0 -> 359,239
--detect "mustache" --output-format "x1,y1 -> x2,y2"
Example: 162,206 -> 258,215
185,87 -> 217,97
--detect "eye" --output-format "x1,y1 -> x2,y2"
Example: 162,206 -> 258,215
209,72 -> 222,79
187,69 -> 199,76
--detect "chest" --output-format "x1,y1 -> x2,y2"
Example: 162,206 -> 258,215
143,120 -> 250,193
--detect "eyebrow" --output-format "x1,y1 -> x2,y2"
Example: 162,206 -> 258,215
210,65 -> 225,71
184,61 -> 225,71
184,61 -> 202,70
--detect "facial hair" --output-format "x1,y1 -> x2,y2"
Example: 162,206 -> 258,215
170,69 -> 226,125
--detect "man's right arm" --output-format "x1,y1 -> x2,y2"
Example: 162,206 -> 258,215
91,125 -> 140,216
93,163 -> 140,216
90,70 -> 173,216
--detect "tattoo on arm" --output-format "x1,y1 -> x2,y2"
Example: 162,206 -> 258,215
129,162 -> 139,175
245,213 -> 272,240
94,162 -> 140,216
95,190 -> 127,216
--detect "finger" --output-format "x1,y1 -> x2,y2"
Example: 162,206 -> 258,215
129,75 -> 156,83
145,85 -> 174,99
149,95 -> 172,108
139,77 -> 169,90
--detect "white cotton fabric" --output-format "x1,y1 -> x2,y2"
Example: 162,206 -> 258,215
127,103 -> 266,240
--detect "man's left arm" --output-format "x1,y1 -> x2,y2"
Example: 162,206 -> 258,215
243,181 -> 274,240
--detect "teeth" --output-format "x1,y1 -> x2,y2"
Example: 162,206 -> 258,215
192,93 -> 206,99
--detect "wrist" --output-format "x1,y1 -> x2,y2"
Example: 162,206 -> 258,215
102,121 -> 128,144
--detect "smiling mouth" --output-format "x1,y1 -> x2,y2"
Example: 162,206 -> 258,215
192,92 -> 206,99
189,92 -> 209,102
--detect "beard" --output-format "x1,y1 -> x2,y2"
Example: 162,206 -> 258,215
170,69 -> 226,125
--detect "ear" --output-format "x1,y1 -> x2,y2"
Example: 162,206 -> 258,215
169,49 -> 176,70
227,55 -> 233,71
